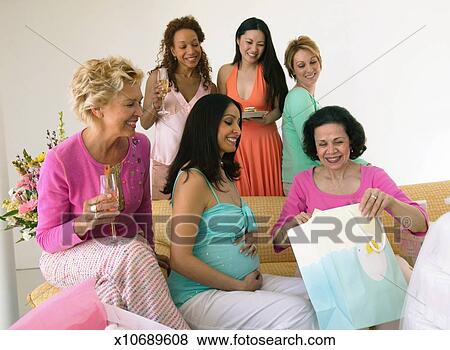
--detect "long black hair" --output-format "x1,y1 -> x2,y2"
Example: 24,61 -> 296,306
232,17 -> 288,111
163,94 -> 242,197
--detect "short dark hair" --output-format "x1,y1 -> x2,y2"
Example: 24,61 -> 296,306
163,94 -> 242,197
303,106 -> 367,161
232,17 -> 288,111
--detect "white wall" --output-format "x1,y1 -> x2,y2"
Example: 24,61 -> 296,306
1,1 -> 449,269
0,100 -> 19,327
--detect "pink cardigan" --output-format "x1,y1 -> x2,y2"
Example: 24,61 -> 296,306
36,131 -> 152,253
272,166 -> 428,253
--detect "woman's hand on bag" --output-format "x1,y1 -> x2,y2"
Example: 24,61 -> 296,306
294,212 -> 311,225
234,233 -> 258,257
73,194 -> 120,237
240,270 -> 263,291
359,188 -> 393,219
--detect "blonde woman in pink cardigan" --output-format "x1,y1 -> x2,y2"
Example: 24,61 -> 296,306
37,56 -> 188,329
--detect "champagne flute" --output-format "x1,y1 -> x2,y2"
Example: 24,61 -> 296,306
100,173 -> 119,242
157,67 -> 170,116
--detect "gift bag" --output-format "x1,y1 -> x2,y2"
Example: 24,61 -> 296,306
104,303 -> 171,330
10,278 -> 172,330
288,204 -> 407,330
10,278 -> 107,330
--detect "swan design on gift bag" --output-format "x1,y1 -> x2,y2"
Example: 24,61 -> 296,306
356,232 -> 387,281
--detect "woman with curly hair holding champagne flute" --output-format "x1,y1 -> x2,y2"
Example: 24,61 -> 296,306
141,15 -> 216,199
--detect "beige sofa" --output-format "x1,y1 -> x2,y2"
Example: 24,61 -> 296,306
28,180 -> 450,308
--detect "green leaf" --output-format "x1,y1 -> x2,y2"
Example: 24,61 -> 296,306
14,218 -> 36,229
23,149 -> 32,162
0,209 -> 19,219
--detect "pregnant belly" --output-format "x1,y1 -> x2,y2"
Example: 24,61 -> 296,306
196,242 -> 260,280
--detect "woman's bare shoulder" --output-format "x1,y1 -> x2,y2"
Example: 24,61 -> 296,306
173,170 -> 210,212
218,63 -> 234,78
174,170 -> 213,198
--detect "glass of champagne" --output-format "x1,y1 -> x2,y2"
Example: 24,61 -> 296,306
157,67 -> 170,116
100,173 -> 119,243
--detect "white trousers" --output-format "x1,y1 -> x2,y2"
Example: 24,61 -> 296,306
179,274 -> 318,330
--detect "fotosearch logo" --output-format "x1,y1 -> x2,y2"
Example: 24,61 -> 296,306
287,216 -> 386,245
60,212 -> 411,247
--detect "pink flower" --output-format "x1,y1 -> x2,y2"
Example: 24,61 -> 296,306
16,174 -> 33,190
18,199 -> 38,215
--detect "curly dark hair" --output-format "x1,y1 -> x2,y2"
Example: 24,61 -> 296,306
163,94 -> 242,197
155,15 -> 212,91
303,106 -> 367,161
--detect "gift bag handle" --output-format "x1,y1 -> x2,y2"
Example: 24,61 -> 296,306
368,232 -> 387,253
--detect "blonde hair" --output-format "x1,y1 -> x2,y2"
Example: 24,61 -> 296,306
284,36 -> 322,79
71,56 -> 144,123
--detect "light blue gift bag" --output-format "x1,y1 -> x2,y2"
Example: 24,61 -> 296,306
288,205 -> 408,330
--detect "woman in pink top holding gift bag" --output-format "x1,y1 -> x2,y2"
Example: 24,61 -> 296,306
141,16 -> 216,199
217,17 -> 288,196
37,56 -> 189,329
272,106 -> 428,283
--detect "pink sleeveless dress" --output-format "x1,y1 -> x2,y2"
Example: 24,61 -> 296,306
152,80 -> 211,199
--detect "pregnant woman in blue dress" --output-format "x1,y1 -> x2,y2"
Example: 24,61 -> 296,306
163,94 -> 318,330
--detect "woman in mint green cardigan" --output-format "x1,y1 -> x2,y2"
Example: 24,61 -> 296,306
281,36 -> 322,195
282,36 -> 366,194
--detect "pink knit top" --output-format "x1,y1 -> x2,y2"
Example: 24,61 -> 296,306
272,166 -> 428,252
36,131 -> 152,253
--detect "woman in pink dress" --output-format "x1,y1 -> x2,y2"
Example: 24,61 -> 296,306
141,16 -> 216,199
217,17 -> 288,196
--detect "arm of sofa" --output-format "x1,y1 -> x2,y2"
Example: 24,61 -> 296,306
385,180 -> 450,265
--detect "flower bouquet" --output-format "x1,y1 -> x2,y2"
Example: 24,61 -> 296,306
0,112 -> 66,242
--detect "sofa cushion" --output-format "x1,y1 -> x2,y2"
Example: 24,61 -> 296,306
153,197 -> 297,264
27,282 -> 61,308
380,181 -> 450,265
259,262 -> 298,276
28,180 -> 450,308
